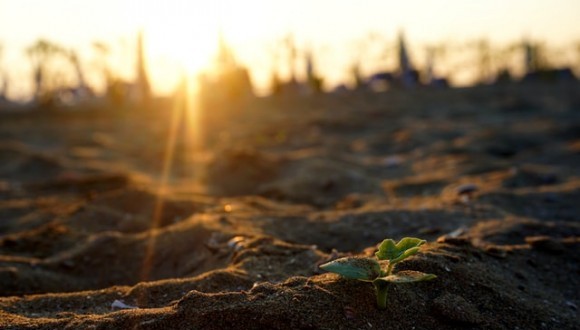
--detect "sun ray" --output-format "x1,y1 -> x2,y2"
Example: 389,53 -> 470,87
138,77 -> 186,286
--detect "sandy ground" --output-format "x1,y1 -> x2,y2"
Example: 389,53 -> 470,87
0,83 -> 579,329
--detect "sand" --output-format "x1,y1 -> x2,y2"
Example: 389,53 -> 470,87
0,83 -> 579,329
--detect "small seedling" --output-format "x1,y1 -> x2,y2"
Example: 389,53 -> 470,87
320,237 -> 436,309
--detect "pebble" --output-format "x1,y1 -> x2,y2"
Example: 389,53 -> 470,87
227,236 -> 247,251
456,183 -> 478,195
111,299 -> 138,310
564,301 -> 577,311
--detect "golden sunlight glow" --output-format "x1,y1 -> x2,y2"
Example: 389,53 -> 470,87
127,0 -> 287,93
149,30 -> 216,76
130,1 -> 221,78
2,0 -> 580,99
129,0 -> 274,81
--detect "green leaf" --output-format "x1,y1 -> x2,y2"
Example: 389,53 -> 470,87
375,237 -> 426,263
375,270 -> 437,284
320,257 -> 381,281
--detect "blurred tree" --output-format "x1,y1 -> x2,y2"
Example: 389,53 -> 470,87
26,39 -> 66,105
266,40 -> 283,95
92,41 -> 112,89
349,62 -> 363,89
0,43 -> 6,100
135,31 -> 151,104
304,48 -> 323,93
473,38 -> 492,84
348,32 -> 393,89
283,34 -> 298,83
279,33 -> 298,83
493,41 -> 520,81
92,41 -> 124,104
523,40 -> 552,74
65,49 -> 92,94
266,34 -> 301,95
198,33 -> 253,105
423,42 -> 449,84
348,37 -> 369,88
576,41 -> 580,74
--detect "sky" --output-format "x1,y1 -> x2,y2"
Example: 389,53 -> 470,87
1,0 -> 580,99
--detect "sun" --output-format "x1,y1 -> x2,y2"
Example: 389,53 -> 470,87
122,0 -> 276,95
145,24 -> 218,76
132,1 -> 223,77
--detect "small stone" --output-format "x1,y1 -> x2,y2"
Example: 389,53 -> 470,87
565,301 -> 577,311
456,183 -> 478,195
343,306 -> 357,320
227,236 -> 247,251
383,156 -> 403,168
111,299 -> 138,310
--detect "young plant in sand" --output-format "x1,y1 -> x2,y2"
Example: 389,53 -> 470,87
320,237 -> 436,309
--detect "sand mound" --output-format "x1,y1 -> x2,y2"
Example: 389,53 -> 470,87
1,84 -> 579,329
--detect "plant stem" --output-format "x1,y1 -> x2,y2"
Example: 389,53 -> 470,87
386,262 -> 394,275
373,280 -> 389,309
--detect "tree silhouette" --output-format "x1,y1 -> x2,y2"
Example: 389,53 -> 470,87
423,42 -> 449,84
65,49 -> 90,91
26,39 -> 66,104
576,41 -> 580,74
280,34 -> 299,84
92,41 -> 112,89
135,31 -> 151,103
347,32 -> 393,89
472,38 -> 492,84
0,43 -> 6,100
